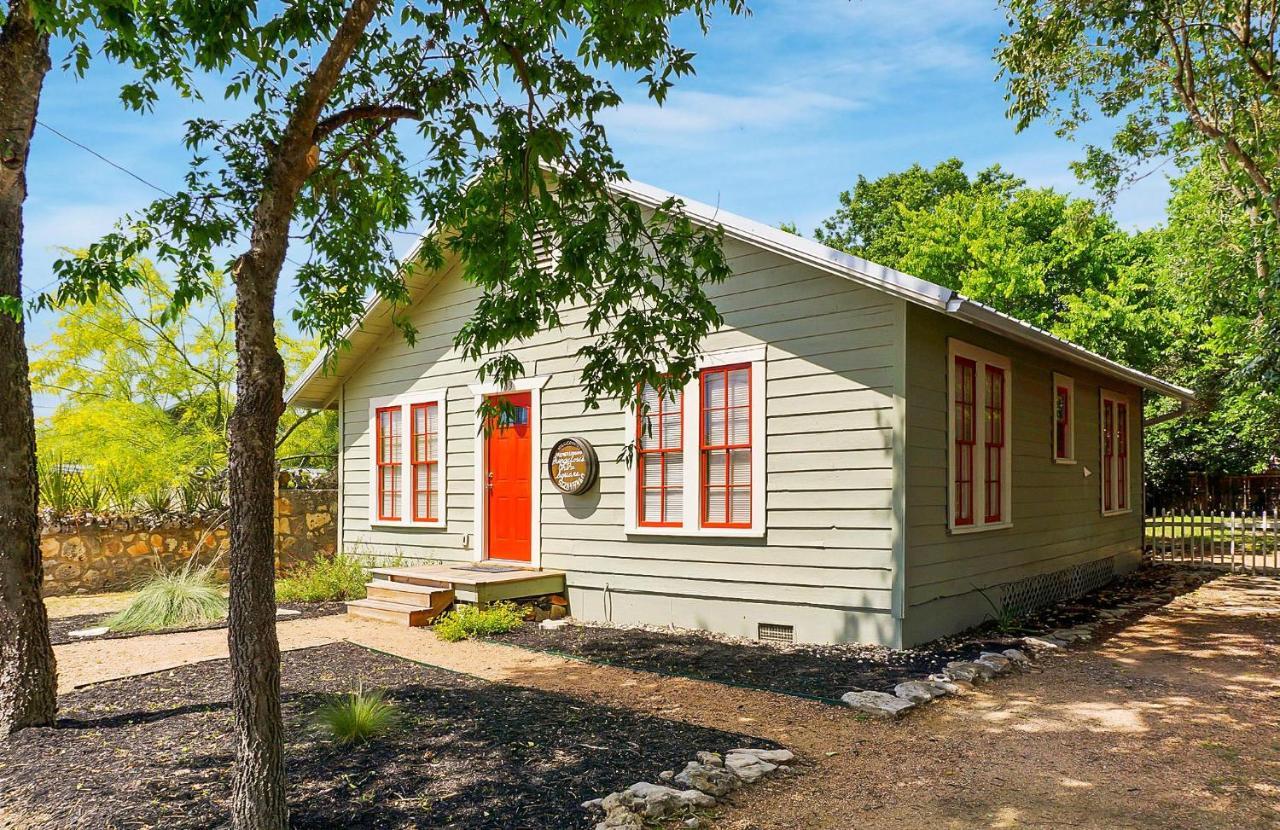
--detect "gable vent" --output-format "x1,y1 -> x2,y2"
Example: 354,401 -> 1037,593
757,623 -> 794,644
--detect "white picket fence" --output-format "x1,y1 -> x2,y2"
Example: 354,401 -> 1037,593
1146,508 -> 1280,574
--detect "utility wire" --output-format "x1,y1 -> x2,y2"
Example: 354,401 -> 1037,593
33,118 -> 314,269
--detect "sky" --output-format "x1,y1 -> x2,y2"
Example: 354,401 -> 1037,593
22,0 -> 1174,411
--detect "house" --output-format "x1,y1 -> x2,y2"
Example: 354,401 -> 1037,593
285,177 -> 1193,647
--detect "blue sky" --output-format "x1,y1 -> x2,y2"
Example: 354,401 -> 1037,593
23,0 -> 1172,405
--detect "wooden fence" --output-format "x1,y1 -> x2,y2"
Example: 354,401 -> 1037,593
1146,509 -> 1280,574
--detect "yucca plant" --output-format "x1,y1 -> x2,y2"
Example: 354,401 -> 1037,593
101,470 -> 141,514
77,475 -> 109,513
313,684 -> 399,745
37,456 -> 80,515
105,563 -> 228,632
139,485 -> 173,518
177,476 -> 207,514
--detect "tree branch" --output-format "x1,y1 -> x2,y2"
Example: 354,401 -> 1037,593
312,103 -> 420,142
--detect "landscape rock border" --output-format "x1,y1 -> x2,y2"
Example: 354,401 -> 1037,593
583,747 -> 796,829
837,569 -> 1205,718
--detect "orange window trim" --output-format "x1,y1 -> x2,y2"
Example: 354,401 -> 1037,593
700,363 -> 752,529
375,405 -> 402,521
983,365 -> 1006,524
637,384 -> 683,528
953,356 -> 977,526
410,401 -> 438,522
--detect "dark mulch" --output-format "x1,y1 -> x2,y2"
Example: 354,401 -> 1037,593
495,564 -> 1216,703
47,601 -> 346,646
0,642 -> 771,830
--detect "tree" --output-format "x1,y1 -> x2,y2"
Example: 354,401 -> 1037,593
813,159 -> 1161,367
31,264 -> 335,500
54,2 -> 744,825
0,0 -> 57,736
1,0 -> 244,735
997,0 -> 1280,379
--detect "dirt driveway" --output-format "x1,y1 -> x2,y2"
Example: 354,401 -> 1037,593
48,573 -> 1280,828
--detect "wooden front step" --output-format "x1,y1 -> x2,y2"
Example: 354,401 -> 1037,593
345,591 -> 453,627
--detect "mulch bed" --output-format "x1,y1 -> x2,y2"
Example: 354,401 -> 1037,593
494,564 -> 1216,703
46,601 -> 347,646
0,642 -> 772,829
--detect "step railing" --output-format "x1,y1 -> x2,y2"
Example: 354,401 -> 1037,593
1146,508 -> 1280,574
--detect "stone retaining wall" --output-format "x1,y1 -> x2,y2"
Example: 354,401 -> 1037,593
40,489 -> 338,596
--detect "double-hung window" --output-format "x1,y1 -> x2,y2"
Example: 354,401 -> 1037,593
637,384 -> 683,528
626,348 -> 765,537
1052,372 -> 1075,463
369,389 -> 447,528
1100,389 -> 1131,515
948,340 -> 1012,532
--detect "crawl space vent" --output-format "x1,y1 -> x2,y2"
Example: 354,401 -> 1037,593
757,623 -> 794,644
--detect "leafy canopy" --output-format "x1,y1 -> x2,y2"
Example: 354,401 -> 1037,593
50,0 -> 749,420
31,261 -> 335,492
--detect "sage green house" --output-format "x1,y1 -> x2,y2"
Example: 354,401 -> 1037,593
286,177 -> 1193,647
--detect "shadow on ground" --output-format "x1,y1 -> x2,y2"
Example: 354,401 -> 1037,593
0,642 -> 773,829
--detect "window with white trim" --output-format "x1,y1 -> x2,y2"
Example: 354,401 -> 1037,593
1100,389 -> 1131,515
948,339 -> 1012,532
625,348 -> 766,538
369,390 -> 447,528
1052,372 -> 1075,463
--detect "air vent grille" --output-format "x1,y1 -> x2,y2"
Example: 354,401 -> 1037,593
758,623 -> 794,643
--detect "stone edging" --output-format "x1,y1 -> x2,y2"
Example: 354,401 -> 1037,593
837,591 -> 1175,719
582,747 -> 795,829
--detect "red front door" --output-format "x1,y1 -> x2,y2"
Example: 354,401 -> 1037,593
485,391 -> 532,562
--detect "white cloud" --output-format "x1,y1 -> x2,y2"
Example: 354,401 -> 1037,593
603,87 -> 861,147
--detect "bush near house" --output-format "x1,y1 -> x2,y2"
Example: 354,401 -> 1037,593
434,602 -> 525,642
106,564 -> 228,632
276,552 -> 369,603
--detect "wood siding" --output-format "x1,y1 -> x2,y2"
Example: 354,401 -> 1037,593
338,237 -> 906,645
902,303 -> 1144,645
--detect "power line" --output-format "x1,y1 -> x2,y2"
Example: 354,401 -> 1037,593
33,118 -> 312,270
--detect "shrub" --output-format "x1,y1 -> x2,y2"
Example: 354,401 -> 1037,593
106,564 -> 228,632
313,685 -> 399,745
276,553 -> 368,603
433,601 -> 525,642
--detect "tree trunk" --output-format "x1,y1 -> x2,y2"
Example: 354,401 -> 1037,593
225,2 -> 379,825
0,0 -> 57,736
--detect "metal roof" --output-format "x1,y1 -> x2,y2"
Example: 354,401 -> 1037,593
285,176 -> 1194,409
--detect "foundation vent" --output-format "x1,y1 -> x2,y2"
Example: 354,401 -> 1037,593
757,623 -> 794,644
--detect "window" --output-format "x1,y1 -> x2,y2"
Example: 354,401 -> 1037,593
984,365 -> 1006,524
411,402 -> 440,522
624,346 -> 766,537
948,339 -> 1012,532
1052,372 -> 1075,462
637,382 -> 683,527
375,406 -> 402,521
369,390 -> 447,527
700,364 -> 752,528
1100,390 -> 1131,515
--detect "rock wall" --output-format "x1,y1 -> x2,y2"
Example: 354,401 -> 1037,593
40,489 -> 338,596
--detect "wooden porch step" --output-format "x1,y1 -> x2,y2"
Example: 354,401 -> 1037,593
366,580 -> 451,602
345,597 -> 449,627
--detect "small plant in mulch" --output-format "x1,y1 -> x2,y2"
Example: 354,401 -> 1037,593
105,563 -> 228,632
433,601 -> 525,642
276,552 -> 369,603
312,683 -> 400,745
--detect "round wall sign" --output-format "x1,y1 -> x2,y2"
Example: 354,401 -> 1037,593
547,436 -> 599,495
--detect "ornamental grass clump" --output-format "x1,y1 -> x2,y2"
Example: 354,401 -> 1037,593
313,685 -> 399,745
106,563 -> 228,632
433,601 -> 525,642
275,552 -> 369,603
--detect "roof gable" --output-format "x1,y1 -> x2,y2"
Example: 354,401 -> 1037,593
286,177 -> 1193,409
